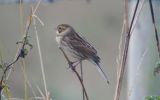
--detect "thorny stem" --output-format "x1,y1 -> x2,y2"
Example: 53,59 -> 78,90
114,0 -> 140,100
59,47 -> 89,100
149,0 -> 160,58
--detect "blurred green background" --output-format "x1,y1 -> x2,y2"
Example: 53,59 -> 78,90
0,0 -> 123,100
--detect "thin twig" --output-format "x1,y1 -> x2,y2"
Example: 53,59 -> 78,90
0,54 -> 20,85
0,1 -> 44,99
128,0 -> 140,34
0,10 -> 33,86
72,67 -> 89,100
80,61 -> 85,100
149,0 -> 160,58
59,48 -> 89,100
0,8 -> 34,100
6,0 -> 25,80
114,0 -> 140,100
6,47 -> 21,80
130,0 -> 145,35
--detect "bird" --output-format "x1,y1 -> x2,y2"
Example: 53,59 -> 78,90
55,24 -> 109,84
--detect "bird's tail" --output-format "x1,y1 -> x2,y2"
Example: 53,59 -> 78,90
90,55 -> 109,84
95,63 -> 110,84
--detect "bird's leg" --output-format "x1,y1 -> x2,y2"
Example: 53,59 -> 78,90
66,60 -> 78,70
68,61 -> 74,69
72,60 -> 80,67
59,47 -> 82,70
69,60 -> 82,70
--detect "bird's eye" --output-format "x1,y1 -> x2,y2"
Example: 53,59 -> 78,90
58,26 -> 65,33
58,27 -> 62,30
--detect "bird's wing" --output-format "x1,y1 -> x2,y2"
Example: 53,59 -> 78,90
64,32 -> 97,58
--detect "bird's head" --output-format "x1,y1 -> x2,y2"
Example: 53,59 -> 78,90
56,24 -> 73,36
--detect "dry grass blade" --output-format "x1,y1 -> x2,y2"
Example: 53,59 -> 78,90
114,0 -> 140,100
32,4 -> 49,99
36,85 -> 45,98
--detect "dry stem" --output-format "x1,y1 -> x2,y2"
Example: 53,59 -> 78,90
114,0 -> 140,100
59,47 -> 89,100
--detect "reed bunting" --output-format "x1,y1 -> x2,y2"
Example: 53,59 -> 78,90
56,24 -> 109,84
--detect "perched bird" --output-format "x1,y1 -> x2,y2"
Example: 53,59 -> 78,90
56,24 -> 109,84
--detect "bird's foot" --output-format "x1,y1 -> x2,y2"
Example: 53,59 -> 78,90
67,61 -> 77,70
67,60 -> 81,71
67,61 -> 74,69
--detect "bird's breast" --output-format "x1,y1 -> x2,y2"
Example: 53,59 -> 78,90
56,36 -> 62,45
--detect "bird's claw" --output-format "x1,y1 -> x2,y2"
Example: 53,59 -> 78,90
67,62 -> 76,70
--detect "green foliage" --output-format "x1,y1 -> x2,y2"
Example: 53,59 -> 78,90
3,83 -> 12,99
145,96 -> 160,100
